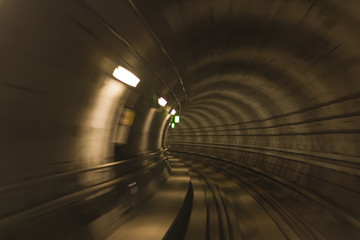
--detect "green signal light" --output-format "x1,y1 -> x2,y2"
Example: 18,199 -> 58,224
174,115 -> 180,123
171,123 -> 175,128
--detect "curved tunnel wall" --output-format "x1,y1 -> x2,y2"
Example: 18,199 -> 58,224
0,0 -> 359,238
164,0 -> 360,223
0,0 -> 176,184
0,0 -> 174,237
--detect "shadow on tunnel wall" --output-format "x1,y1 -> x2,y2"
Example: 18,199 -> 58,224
1,0 -> 360,239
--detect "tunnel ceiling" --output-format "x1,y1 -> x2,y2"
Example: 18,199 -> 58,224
1,0 -> 358,158
1,0 -> 360,237
81,0 -> 360,131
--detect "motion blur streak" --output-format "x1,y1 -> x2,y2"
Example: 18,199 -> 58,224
0,0 -> 359,239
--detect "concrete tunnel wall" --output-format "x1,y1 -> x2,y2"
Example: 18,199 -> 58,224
0,0 -> 180,180
0,0 -> 173,237
164,0 -> 360,225
0,0 -> 359,238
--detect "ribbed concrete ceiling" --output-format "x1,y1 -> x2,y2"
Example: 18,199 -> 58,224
1,0 -> 358,167
0,0 -> 359,238
120,0 -> 360,130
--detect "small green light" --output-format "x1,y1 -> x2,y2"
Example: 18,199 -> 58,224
174,115 -> 180,123
171,123 -> 175,128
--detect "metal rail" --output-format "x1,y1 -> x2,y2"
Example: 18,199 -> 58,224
175,152 -> 360,240
0,150 -> 169,235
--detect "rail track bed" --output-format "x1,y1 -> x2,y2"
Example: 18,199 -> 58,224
174,154 -> 360,240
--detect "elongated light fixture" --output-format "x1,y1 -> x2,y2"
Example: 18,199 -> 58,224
170,109 -> 176,115
171,123 -> 175,128
113,66 -> 140,87
158,97 -> 167,107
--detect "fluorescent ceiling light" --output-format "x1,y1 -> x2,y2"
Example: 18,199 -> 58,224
174,115 -> 180,123
158,97 -> 167,107
171,123 -> 175,128
170,109 -> 176,115
112,66 -> 140,87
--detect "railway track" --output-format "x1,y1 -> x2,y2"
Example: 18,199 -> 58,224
175,155 -> 360,240
184,165 -> 237,240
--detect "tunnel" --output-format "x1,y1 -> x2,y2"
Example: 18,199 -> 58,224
0,0 -> 360,239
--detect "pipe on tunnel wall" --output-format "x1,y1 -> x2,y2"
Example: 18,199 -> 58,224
0,0 -> 175,180
167,96 -> 360,222
1,0 -> 360,238
0,0 -> 174,237
161,0 -> 360,227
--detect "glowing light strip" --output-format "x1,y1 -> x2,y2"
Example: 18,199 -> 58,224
112,66 -> 140,87
158,97 -> 167,107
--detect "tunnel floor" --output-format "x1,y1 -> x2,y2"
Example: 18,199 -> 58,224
106,158 -> 191,240
107,155 -> 360,240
